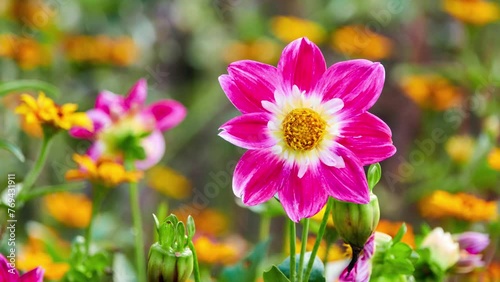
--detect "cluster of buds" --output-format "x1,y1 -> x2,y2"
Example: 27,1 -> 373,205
148,214 -> 195,282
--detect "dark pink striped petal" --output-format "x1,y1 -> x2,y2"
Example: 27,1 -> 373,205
320,145 -> 370,204
219,113 -> 276,149
316,59 -> 385,115
220,60 -> 279,113
278,165 -> 328,222
278,37 -> 326,93
233,150 -> 288,206
337,112 -> 396,165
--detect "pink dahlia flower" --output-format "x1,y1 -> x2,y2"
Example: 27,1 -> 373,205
1,254 -> 44,282
218,37 -> 396,222
70,79 -> 186,169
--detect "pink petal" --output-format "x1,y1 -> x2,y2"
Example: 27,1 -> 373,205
146,100 -> 186,131
125,78 -> 148,109
69,109 -> 111,139
95,90 -> 126,115
320,145 -> 370,204
278,37 -> 326,94
19,267 -> 44,282
1,254 -> 19,280
219,113 -> 276,149
135,130 -> 166,170
233,150 -> 288,206
337,112 -> 396,165
340,233 -> 375,281
316,59 -> 385,115
220,60 -> 279,113
278,165 -> 328,222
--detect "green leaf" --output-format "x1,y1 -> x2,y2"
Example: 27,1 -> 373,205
388,242 -> 413,258
219,240 -> 269,282
263,266 -> 290,282
0,80 -> 60,98
0,139 -> 25,162
187,215 -> 196,239
277,253 -> 326,282
392,223 -> 407,244
367,163 -> 382,191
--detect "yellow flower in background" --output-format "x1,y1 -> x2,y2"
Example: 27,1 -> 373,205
223,38 -> 281,65
400,75 -> 462,111
18,251 -> 69,280
445,135 -> 475,164
443,0 -> 500,25
194,236 -> 244,265
311,205 -> 334,227
0,34 -> 15,57
65,154 -> 143,187
10,0 -> 55,29
110,37 -> 139,66
488,147 -> 500,171
15,92 -> 92,133
147,165 -> 192,199
271,16 -> 326,44
173,206 -> 229,236
331,25 -> 393,60
376,220 -> 415,247
63,35 -> 138,66
44,192 -> 92,228
419,190 -> 497,222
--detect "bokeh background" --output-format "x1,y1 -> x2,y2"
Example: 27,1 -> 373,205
0,0 -> 499,280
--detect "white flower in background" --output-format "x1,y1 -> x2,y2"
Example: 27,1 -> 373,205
421,227 -> 460,271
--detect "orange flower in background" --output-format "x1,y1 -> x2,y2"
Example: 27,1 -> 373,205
0,35 -> 51,69
15,92 -> 92,133
10,0 -> 56,29
110,36 -> 139,66
44,192 -> 92,228
0,34 -> 15,57
223,38 -> 281,65
445,135 -> 475,164
376,220 -> 415,247
331,25 -> 393,60
443,0 -> 500,25
271,16 -> 326,44
65,154 -> 143,187
173,206 -> 229,236
419,190 -> 497,222
194,235 -> 244,265
400,74 -> 462,111
488,147 -> 500,171
147,165 -> 192,200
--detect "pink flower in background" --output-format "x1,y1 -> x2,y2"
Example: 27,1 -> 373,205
1,254 -> 44,282
218,37 -> 395,222
70,79 -> 186,169
455,232 -> 490,254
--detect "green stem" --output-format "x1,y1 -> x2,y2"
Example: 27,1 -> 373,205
297,218 -> 310,282
289,220 -> 296,282
129,179 -> 146,282
18,134 -> 53,206
0,79 -> 60,98
85,185 -> 106,255
259,216 -> 271,242
188,241 -> 201,282
304,197 -> 334,282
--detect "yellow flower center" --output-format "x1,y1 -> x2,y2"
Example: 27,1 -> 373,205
282,108 -> 326,151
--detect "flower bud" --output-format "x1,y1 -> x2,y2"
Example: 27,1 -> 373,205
332,193 -> 380,273
455,232 -> 490,254
147,214 -> 195,282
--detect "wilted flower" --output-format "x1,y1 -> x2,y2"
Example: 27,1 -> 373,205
65,154 -> 143,187
443,0 -> 500,25
15,92 -> 92,136
44,192 -> 92,228
271,16 -> 326,44
421,227 -> 460,271
340,233 -> 375,282
70,79 -> 186,169
1,253 -> 44,282
419,190 -> 498,222
331,25 -> 393,60
219,37 -> 395,222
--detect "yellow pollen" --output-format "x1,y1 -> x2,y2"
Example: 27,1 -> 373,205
282,108 -> 326,151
